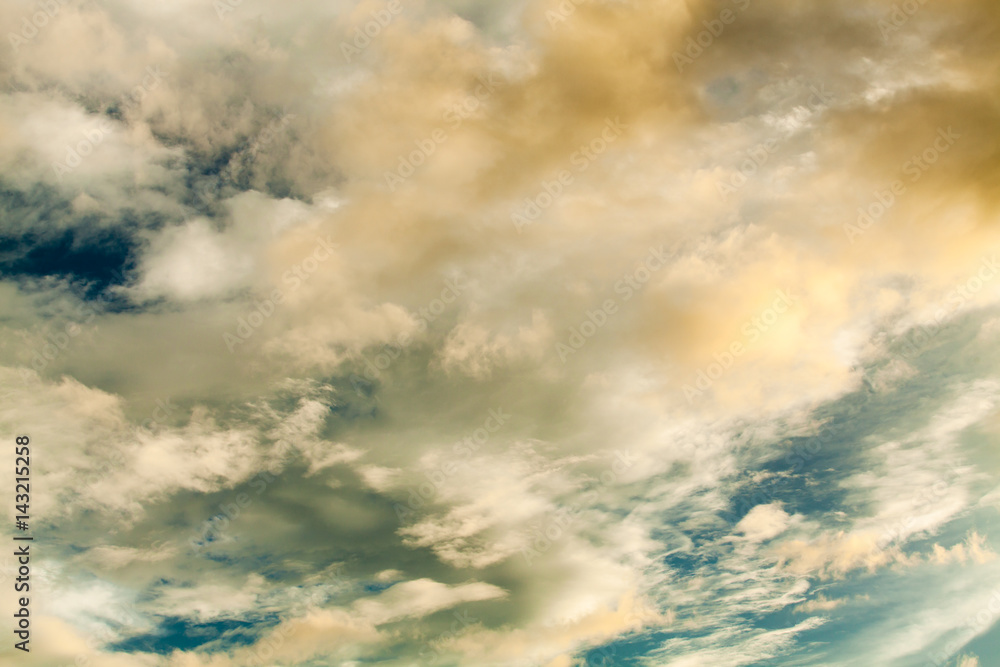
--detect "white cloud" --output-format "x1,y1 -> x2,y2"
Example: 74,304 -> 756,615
438,309 -> 553,379
736,504 -> 792,542
351,578 -> 507,625
129,219 -> 257,302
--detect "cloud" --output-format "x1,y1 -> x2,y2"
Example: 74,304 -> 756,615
351,578 -> 507,624
773,531 -> 911,578
793,594 -> 848,614
930,532 -> 997,566
736,503 -> 793,542
437,309 -> 553,379
128,219 -> 259,303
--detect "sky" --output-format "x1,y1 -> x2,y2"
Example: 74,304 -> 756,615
1,0 -> 1000,665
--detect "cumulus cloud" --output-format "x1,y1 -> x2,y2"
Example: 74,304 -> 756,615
736,503 -> 793,542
